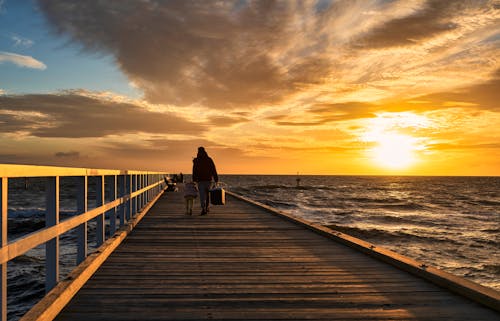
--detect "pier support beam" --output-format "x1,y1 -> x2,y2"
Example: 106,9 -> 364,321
118,175 -> 125,226
76,176 -> 87,265
0,178 -> 7,321
95,176 -> 105,247
107,175 -> 117,236
125,175 -> 131,221
132,175 -> 137,216
45,176 -> 60,292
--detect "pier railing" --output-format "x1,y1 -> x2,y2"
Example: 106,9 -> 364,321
0,164 -> 168,321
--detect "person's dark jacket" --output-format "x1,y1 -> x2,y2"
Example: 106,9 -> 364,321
193,154 -> 218,183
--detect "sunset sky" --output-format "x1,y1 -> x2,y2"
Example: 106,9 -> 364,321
0,0 -> 499,175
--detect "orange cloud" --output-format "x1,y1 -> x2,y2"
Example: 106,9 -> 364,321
37,0 -> 499,110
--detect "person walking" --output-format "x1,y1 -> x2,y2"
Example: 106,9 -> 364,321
192,147 -> 218,215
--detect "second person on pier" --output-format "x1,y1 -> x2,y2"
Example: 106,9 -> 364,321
192,146 -> 219,215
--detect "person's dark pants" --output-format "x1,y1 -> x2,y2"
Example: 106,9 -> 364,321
197,181 -> 211,212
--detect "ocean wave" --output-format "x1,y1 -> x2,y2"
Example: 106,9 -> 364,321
326,224 -> 451,244
467,199 -> 500,206
8,257 -> 45,320
8,208 -> 77,219
483,264 -> 500,275
263,200 -> 298,209
7,208 -> 45,219
363,214 -> 443,228
378,202 -> 428,211
238,184 -> 341,192
8,218 -> 45,236
8,211 -> 78,239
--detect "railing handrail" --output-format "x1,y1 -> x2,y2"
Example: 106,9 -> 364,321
0,182 -> 161,265
0,164 -> 169,321
0,164 -> 163,177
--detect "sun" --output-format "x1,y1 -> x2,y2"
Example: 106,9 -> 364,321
371,133 -> 416,169
361,112 -> 429,170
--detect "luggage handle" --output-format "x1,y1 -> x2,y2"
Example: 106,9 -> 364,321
212,181 -> 227,188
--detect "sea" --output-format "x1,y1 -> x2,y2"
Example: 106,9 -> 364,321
6,175 -> 500,320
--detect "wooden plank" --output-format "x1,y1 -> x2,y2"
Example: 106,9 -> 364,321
48,189 -> 500,321
227,191 -> 500,311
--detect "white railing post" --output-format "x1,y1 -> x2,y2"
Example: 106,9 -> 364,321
118,175 -> 125,226
0,177 -> 7,321
45,176 -> 60,292
95,176 -> 105,246
107,175 -> 117,236
76,176 -> 88,264
137,174 -> 142,211
132,175 -> 137,216
150,175 -> 153,200
148,174 -> 151,203
144,175 -> 147,205
125,175 -> 131,221
141,175 -> 145,208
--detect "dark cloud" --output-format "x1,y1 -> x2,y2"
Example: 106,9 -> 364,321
55,151 -> 80,158
0,92 -> 206,137
358,0 -> 466,48
37,0 -> 303,108
0,112 -> 42,132
0,154 -> 19,163
207,115 -> 250,127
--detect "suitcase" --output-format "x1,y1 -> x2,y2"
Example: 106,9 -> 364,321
209,186 -> 226,205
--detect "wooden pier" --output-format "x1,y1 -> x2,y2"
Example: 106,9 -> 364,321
46,188 -> 498,320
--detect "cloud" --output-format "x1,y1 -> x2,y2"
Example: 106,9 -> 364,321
357,0 -> 460,48
0,51 -> 46,69
410,69 -> 500,111
0,154 -> 18,163
427,142 -> 500,151
37,0 -> 300,108
95,138 -> 291,173
11,35 -> 34,48
268,101 -> 379,126
55,151 -> 80,158
35,0 -> 499,112
207,115 -> 250,127
0,91 -> 206,138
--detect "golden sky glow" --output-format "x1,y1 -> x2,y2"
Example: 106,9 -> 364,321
0,1 -> 499,175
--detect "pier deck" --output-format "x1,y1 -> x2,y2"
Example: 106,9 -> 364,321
54,189 -> 499,320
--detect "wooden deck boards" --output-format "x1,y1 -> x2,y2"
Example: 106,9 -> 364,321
54,189 -> 499,320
